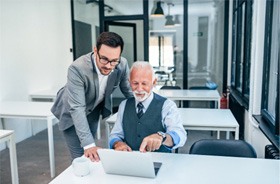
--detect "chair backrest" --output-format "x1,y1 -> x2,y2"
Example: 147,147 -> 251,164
160,85 -> 181,90
189,139 -> 257,158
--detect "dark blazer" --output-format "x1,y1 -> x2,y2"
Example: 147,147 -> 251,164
51,52 -> 133,147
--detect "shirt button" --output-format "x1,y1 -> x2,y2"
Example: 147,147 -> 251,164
138,135 -> 141,138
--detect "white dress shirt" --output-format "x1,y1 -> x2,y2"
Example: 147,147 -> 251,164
84,56 -> 109,150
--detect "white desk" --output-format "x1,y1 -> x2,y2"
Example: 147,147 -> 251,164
49,152 -> 280,184
29,89 -> 58,101
105,108 -> 239,142
29,89 -> 101,140
0,130 -> 18,184
178,108 -> 239,139
0,101 -> 57,178
157,89 -> 221,108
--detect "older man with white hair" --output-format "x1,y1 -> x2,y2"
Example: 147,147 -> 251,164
109,61 -> 187,153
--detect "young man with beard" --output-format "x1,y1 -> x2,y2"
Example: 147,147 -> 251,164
51,32 -> 133,161
109,61 -> 187,153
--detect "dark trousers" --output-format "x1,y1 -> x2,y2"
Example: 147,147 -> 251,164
62,111 -> 100,160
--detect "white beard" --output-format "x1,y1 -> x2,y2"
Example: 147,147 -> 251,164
133,90 -> 150,102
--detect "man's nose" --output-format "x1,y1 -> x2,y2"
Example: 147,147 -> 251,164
104,62 -> 113,68
136,84 -> 143,91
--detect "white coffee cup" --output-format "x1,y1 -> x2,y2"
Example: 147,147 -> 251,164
72,157 -> 90,177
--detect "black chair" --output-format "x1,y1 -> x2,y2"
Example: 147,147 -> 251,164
189,86 -> 211,90
160,85 -> 181,90
189,139 -> 257,158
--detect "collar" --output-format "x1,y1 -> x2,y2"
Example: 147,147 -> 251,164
135,92 -> 154,110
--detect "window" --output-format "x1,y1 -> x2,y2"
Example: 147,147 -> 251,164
258,0 -> 280,148
149,32 -> 175,67
230,0 -> 253,108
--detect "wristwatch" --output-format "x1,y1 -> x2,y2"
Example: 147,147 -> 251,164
157,131 -> 167,143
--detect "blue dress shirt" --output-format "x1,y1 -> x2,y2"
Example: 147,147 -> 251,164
109,92 -> 187,150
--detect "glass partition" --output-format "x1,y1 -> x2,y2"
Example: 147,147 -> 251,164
188,0 -> 225,93
72,0 -> 100,59
149,0 -> 184,87
104,0 -> 143,16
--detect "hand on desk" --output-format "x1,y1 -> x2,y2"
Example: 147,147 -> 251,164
140,133 -> 162,152
84,146 -> 102,162
114,141 -> 132,152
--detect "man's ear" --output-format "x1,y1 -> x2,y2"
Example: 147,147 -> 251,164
93,47 -> 97,53
153,78 -> 157,86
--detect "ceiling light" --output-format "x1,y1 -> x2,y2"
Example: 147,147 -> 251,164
174,15 -> 181,26
151,1 -> 164,18
164,3 -> 175,28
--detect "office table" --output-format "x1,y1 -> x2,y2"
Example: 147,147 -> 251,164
0,130 -> 18,184
178,108 -> 239,139
0,101 -> 57,178
29,89 -> 58,101
105,108 -> 239,142
49,152 -> 280,184
156,89 -> 221,108
29,88 -> 101,139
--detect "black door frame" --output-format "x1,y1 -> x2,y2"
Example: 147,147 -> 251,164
104,21 -> 137,62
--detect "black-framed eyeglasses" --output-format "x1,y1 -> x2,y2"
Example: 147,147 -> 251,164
97,52 -> 120,66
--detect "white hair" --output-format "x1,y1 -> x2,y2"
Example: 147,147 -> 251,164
130,61 -> 156,80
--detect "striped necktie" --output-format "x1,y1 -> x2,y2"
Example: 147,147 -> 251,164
137,102 -> 144,118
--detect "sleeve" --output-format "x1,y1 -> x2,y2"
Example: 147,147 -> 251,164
67,65 -> 95,147
162,100 -> 187,149
108,100 -> 127,148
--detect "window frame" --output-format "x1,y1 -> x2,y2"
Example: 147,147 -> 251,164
255,0 -> 280,149
230,0 -> 253,109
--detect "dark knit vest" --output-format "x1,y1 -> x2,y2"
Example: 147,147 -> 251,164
123,93 -> 171,153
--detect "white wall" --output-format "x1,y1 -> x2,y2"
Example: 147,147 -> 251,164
244,0 -> 271,158
0,0 -> 72,149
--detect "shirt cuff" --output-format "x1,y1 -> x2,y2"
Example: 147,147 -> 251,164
83,143 -> 96,150
109,138 -> 123,149
167,131 -> 180,148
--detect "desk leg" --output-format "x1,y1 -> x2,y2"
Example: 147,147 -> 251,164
106,123 -> 110,147
47,117 -> 55,178
235,127 -> 239,140
226,131 -> 230,139
9,133 -> 19,184
0,118 -> 7,148
96,118 -> 101,140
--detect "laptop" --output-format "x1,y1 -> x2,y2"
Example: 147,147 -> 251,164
97,149 -> 162,178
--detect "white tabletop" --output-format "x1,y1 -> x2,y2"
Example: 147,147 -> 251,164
49,152 -> 280,184
0,101 -> 56,178
0,129 -> 19,184
178,108 -> 238,128
157,89 -> 220,101
105,108 -> 239,140
0,101 -> 54,118
106,108 -> 238,128
29,89 -> 58,100
0,129 -> 14,139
